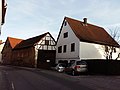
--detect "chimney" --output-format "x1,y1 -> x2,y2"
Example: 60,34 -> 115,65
83,18 -> 87,25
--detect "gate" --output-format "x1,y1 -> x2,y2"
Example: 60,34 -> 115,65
37,50 -> 56,69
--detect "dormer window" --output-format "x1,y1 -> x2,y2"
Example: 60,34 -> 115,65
63,32 -> 68,38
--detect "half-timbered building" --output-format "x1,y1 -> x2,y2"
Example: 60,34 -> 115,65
2,32 -> 56,68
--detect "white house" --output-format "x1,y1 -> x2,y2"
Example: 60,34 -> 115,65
56,17 -> 120,63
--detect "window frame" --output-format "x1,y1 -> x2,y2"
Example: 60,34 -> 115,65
58,46 -> 62,53
63,32 -> 68,38
63,45 -> 67,53
64,21 -> 67,26
71,43 -> 75,52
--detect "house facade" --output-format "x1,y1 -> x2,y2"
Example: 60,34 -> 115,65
56,17 -> 120,63
2,32 -> 56,68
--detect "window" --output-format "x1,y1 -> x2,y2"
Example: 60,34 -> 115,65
64,21 -> 67,26
71,43 -> 75,52
63,32 -> 68,38
45,40 -> 49,45
63,45 -> 67,53
58,46 -> 62,53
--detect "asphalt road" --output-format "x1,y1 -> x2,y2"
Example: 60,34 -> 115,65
1,66 -> 120,90
0,66 -> 92,90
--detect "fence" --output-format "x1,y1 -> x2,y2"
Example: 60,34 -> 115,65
84,60 -> 120,75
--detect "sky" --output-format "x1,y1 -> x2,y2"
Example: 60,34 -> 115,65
1,0 -> 120,41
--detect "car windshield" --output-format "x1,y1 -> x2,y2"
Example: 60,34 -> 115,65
76,61 -> 87,65
59,63 -> 66,67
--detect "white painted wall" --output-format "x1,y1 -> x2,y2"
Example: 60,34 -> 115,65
56,21 -> 80,63
80,41 -> 120,60
112,48 -> 120,60
80,42 -> 105,59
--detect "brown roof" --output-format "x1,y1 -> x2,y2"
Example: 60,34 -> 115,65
14,32 -> 49,49
8,37 -> 23,49
65,17 -> 119,47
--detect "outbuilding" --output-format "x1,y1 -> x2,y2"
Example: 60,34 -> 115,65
2,32 -> 56,68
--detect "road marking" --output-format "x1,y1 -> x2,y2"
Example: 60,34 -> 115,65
11,82 -> 15,90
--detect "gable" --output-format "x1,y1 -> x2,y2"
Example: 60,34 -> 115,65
8,37 -> 23,49
2,37 -> 22,50
1,37 -> 23,53
57,19 -> 79,45
36,33 -> 56,50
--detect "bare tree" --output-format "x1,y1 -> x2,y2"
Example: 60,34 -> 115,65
109,27 -> 120,44
103,27 -> 120,60
103,45 -> 116,60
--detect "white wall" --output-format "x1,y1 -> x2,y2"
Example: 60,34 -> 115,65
80,41 -> 120,60
112,48 -> 120,60
80,42 -> 105,59
56,21 -> 80,63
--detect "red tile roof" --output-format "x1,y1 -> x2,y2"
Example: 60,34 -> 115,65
8,37 -> 23,49
65,17 -> 119,47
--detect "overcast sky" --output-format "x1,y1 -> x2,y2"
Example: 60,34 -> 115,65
1,0 -> 120,41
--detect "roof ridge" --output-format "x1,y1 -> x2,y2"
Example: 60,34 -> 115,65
8,36 -> 24,40
14,32 -> 49,49
65,17 -> 103,29
24,32 -> 49,41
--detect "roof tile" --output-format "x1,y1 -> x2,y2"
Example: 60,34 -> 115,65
66,17 -> 119,47
8,37 -> 23,49
14,32 -> 48,49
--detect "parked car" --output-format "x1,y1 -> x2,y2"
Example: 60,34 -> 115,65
53,63 -> 67,72
64,61 -> 87,75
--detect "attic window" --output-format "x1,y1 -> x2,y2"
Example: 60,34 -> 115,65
63,32 -> 68,38
64,21 -> 67,26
